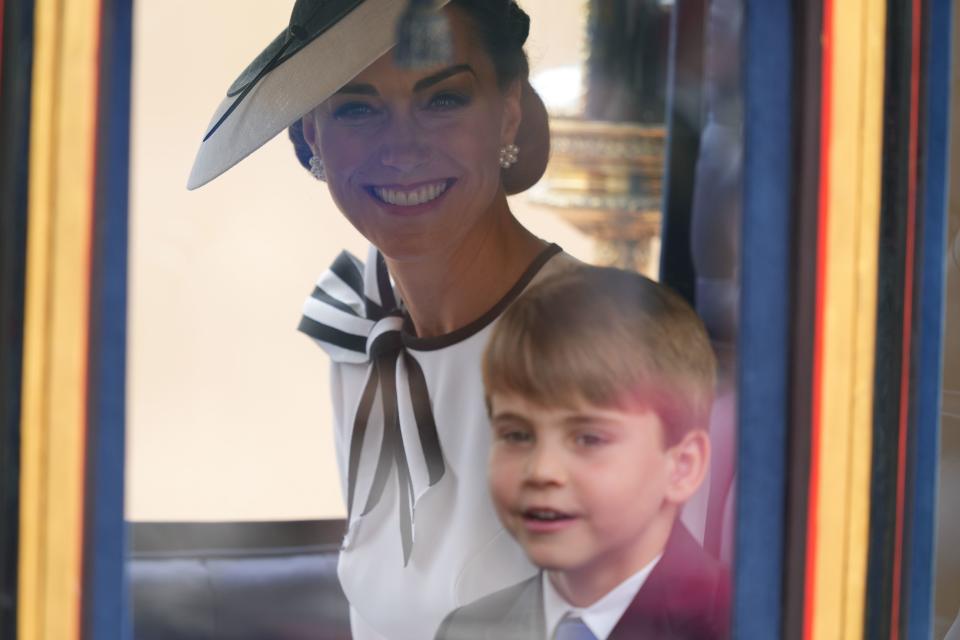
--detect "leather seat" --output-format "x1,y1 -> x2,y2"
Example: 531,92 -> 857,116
128,521 -> 351,640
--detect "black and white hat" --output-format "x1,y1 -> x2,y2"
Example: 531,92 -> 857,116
188,0 -> 549,192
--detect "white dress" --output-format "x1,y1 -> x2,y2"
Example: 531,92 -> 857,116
299,243 -> 579,640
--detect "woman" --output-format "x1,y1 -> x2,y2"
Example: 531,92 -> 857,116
190,1 -> 578,637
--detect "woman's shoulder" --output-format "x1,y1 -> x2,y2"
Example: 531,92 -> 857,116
523,247 -> 587,289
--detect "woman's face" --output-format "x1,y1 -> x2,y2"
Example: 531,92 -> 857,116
303,7 -> 522,262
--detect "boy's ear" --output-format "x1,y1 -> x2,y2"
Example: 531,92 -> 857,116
664,430 -> 710,505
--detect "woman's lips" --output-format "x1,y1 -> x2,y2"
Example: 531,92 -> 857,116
366,178 -> 455,214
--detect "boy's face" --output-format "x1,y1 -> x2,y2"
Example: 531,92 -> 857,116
488,392 -> 692,579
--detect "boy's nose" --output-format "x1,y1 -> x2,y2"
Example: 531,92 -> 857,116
524,444 -> 565,486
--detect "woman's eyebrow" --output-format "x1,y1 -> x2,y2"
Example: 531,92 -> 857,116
413,64 -> 476,92
334,65 -> 476,97
335,83 -> 379,96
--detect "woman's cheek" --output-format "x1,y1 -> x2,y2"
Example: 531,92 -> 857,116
320,124 -> 374,170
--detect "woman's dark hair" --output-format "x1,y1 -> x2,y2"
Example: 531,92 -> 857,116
289,0 -> 531,171
454,0 -> 530,87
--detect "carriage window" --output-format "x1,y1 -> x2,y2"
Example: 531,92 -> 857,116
125,0 -> 741,636
127,0 -> 741,540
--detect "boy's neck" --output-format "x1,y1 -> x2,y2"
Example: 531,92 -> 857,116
547,512 -> 676,608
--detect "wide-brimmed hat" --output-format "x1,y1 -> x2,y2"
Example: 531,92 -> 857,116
188,0 -> 549,193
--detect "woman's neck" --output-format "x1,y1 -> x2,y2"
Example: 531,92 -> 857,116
385,203 -> 546,338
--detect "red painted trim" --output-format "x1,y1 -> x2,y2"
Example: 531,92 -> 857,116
803,1 -> 833,638
889,1 -> 922,638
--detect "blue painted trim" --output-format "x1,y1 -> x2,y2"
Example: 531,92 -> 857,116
905,0 -> 952,637
0,1 -> 37,635
84,0 -> 132,638
735,1 -> 794,638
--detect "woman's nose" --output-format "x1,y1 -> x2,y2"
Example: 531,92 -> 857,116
378,118 -> 430,173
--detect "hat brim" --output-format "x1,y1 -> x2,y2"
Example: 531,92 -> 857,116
189,0 -> 551,195
188,0 -> 451,190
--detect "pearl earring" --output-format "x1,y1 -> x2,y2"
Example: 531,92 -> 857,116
498,143 -> 519,169
309,155 -> 326,181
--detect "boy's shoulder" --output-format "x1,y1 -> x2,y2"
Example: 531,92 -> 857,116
615,523 -> 731,639
435,575 -> 544,640
659,521 -> 728,593
436,524 -> 731,640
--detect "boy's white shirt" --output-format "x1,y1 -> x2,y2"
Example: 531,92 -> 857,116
542,555 -> 662,640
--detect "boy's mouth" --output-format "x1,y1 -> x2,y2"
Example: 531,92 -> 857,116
523,508 -> 574,522
520,508 -> 578,533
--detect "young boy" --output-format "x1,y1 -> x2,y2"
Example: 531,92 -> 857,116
436,267 -> 729,640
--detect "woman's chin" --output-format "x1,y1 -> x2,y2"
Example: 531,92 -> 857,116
349,211 -> 474,263
335,181 -> 503,262
369,233 -> 460,264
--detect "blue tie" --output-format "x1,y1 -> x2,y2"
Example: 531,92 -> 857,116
554,615 -> 598,640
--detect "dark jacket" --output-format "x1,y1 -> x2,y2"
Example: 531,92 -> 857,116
435,522 -> 730,639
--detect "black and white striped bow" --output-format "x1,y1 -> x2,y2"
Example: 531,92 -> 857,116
298,247 -> 444,565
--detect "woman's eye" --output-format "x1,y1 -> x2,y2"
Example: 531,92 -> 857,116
426,91 -> 469,111
332,102 -> 379,120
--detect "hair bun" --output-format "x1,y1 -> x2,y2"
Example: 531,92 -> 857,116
507,2 -> 530,46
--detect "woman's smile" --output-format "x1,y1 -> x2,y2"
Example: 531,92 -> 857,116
367,178 -> 457,214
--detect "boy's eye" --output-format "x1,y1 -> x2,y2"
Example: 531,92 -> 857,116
425,91 -> 469,111
332,101 -> 380,120
497,429 -> 532,444
574,433 -> 606,447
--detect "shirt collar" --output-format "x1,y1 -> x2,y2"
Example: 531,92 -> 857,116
541,555 -> 661,640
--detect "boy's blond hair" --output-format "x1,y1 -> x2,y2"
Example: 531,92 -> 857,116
483,267 -> 717,445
